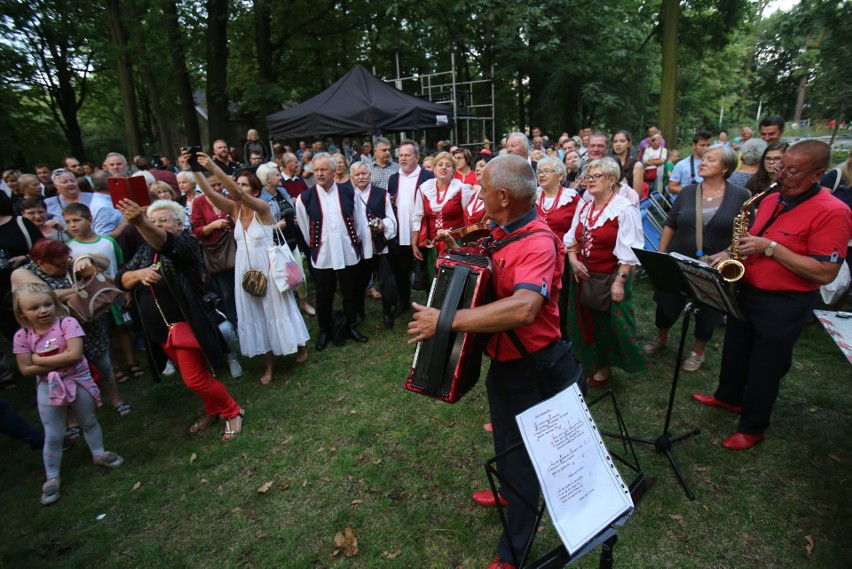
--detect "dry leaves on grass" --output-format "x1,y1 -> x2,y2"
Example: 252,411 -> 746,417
382,548 -> 402,559
332,527 -> 359,558
669,514 -> 683,522
131,481 -> 141,492
804,534 -> 814,558
257,481 -> 273,494
189,453 -> 197,464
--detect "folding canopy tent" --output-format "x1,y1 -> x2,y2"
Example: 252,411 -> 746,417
266,64 -> 453,139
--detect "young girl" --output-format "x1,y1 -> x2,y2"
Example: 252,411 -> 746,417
12,282 -> 123,505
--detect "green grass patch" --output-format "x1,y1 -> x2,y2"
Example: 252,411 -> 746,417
1,280 -> 850,568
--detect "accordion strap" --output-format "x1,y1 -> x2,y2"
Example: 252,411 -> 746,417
426,263 -> 471,394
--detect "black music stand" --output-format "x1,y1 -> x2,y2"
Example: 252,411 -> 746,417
483,390 -> 651,568
623,249 -> 744,500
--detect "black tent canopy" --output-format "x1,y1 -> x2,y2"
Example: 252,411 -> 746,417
266,64 -> 452,139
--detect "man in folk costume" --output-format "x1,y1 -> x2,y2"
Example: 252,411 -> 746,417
296,153 -> 372,350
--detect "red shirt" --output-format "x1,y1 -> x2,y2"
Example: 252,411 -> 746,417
454,169 -> 477,186
486,211 -> 563,362
535,187 -> 579,241
745,189 -> 851,292
190,194 -> 235,244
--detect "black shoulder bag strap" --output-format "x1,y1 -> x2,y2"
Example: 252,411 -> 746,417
425,263 -> 471,394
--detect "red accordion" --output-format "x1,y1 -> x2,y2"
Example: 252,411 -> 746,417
405,247 -> 492,403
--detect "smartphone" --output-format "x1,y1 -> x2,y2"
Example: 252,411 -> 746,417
182,146 -> 204,172
108,177 -> 151,208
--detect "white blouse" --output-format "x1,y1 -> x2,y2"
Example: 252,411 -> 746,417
564,194 -> 643,265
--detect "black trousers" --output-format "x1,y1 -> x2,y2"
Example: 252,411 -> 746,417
653,289 -> 725,343
313,264 -> 362,332
715,287 -> 819,434
356,256 -> 394,317
389,245 -> 414,308
207,268 -> 238,327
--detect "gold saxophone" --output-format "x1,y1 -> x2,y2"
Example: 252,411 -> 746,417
717,182 -> 779,282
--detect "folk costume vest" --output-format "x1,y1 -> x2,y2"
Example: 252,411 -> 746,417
300,185 -> 362,265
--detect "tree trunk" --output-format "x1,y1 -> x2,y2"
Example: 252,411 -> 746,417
206,0 -> 230,150
105,0 -> 143,157
517,69 -> 526,133
658,0 -> 679,146
740,0 -> 767,114
127,0 -> 173,158
254,0 -> 273,139
792,72 -> 808,126
163,0 -> 201,147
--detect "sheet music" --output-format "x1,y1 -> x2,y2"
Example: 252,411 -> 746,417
517,384 -> 634,555
814,310 -> 852,365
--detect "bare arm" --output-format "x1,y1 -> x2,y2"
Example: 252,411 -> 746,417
657,226 -> 675,253
116,198 -> 168,251
10,268 -> 76,302
407,288 -> 545,344
191,154 -> 238,216
18,337 -> 85,375
632,161 -> 644,193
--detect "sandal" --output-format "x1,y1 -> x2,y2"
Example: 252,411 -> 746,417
114,369 -> 129,384
65,425 -> 82,439
129,364 -> 145,378
115,402 -> 132,417
189,414 -> 219,434
223,409 -> 245,441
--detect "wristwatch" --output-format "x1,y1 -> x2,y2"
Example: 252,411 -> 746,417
764,241 -> 778,257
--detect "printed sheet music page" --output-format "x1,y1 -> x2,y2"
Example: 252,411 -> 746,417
516,384 -> 634,554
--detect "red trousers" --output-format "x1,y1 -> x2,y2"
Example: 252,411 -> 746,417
161,344 -> 240,419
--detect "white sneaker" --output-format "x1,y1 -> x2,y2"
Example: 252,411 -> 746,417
227,355 -> 243,379
162,360 -> 176,376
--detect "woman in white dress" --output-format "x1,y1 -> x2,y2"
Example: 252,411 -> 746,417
193,153 -> 309,385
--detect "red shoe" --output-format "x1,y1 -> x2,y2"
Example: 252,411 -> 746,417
722,432 -> 764,450
483,422 -> 493,433
587,375 -> 609,388
691,393 -> 743,414
472,489 -> 508,508
486,555 -> 517,569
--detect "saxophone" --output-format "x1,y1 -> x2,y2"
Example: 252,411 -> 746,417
717,182 -> 779,282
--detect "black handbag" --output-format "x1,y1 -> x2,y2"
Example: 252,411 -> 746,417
579,271 -> 616,312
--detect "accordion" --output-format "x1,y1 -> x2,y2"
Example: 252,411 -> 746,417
405,247 -> 492,403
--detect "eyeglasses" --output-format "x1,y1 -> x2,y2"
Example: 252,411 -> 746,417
764,156 -> 783,163
537,169 -> 556,176
777,167 -> 813,179
583,173 -> 606,182
149,216 -> 178,224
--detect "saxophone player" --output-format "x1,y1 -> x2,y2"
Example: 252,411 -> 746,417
693,140 -> 852,450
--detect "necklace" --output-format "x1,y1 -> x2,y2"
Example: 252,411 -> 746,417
538,186 -> 563,223
435,180 -> 450,204
580,192 -> 615,255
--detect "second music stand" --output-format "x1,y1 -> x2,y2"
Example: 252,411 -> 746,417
624,249 -> 744,500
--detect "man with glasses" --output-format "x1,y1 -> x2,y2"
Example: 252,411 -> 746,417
694,140 -> 852,450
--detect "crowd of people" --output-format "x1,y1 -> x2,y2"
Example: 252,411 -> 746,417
1,117 -> 851,569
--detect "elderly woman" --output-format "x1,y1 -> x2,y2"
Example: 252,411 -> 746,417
243,129 -> 270,164
564,157 -> 646,387
643,144 -> 751,372
612,130 -> 645,195
115,199 -> 243,440
11,239 -> 130,416
176,171 -> 200,231
452,147 -> 477,186
332,153 -> 350,186
563,150 -> 583,187
747,141 -> 788,197
412,152 -> 474,269
194,153 -> 309,385
463,154 -> 492,225
151,181 -> 179,202
3,170 -> 21,198
535,156 -> 581,241
727,138 -> 767,188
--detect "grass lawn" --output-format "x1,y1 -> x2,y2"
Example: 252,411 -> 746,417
1,279 -> 850,568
